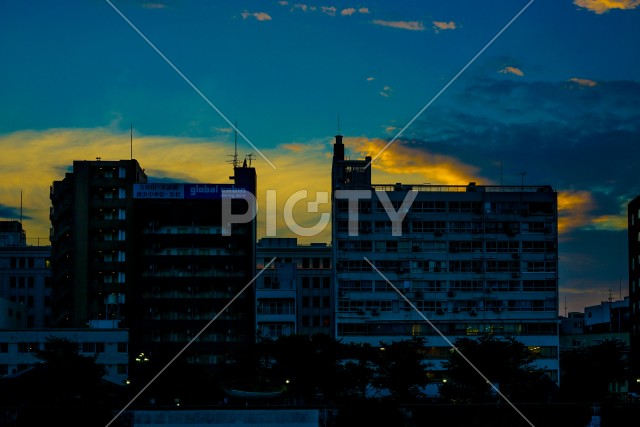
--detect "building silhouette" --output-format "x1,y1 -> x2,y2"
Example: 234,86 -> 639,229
628,195 -> 640,392
331,135 -> 560,382
49,159 -> 257,380
130,165 -> 257,372
49,160 -> 147,328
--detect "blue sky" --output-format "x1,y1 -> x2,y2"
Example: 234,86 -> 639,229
1,0 -> 639,312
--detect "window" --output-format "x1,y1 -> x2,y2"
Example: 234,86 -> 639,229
0,343 -> 8,353
322,258 -> 330,268
82,342 -> 96,353
117,342 -> 128,353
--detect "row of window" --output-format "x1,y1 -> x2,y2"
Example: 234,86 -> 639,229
0,342 -> 128,353
336,200 -> 554,215
337,259 -> 557,273
338,240 -> 555,253
340,279 -> 555,293
336,220 -> 553,235
338,322 -> 558,336
338,299 -> 556,313
5,257 -> 49,269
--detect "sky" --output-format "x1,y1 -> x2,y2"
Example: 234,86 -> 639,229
0,0 -> 639,314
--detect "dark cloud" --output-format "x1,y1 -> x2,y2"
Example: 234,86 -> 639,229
0,204 -> 31,221
401,77 -> 639,310
409,78 -> 640,196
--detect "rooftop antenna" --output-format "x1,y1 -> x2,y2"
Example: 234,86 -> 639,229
246,153 -> 255,167
20,190 -> 23,224
337,114 -> 341,134
564,295 -> 567,317
227,121 -> 239,168
130,123 -> 133,160
516,171 -> 526,187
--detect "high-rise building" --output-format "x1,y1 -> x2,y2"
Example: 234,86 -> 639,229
627,195 -> 640,391
50,159 -> 258,375
129,165 -> 257,371
49,160 -> 147,328
331,135 -> 560,383
256,238 -> 333,340
0,221 -> 51,328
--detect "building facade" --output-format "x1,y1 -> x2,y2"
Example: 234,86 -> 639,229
129,165 -> 257,372
0,221 -> 51,328
628,195 -> 640,391
256,238 -> 333,340
49,160 -> 147,328
331,135 -> 560,382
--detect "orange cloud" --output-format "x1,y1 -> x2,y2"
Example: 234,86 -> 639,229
359,7 -> 370,14
574,0 -> 640,14
432,21 -> 457,31
341,8 -> 356,16
568,77 -> 598,87
0,128 -> 334,245
241,11 -> 272,21
366,76 -> 375,81
498,66 -> 524,76
557,190 -> 595,236
372,20 -> 425,31
345,137 -> 486,186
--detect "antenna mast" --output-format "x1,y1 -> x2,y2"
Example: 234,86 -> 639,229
130,123 -> 133,160
227,122 -> 240,169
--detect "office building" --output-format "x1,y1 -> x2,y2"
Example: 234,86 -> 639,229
628,195 -> 640,391
129,165 -> 257,370
0,221 -> 51,328
256,238 -> 333,340
49,160 -> 147,328
331,135 -> 560,382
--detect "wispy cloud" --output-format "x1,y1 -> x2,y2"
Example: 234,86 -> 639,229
321,6 -> 337,16
568,77 -> 597,87
366,76 -> 375,81
574,0 -> 640,14
141,2 -> 167,9
498,66 -> 524,76
380,85 -> 393,97
358,7 -> 370,14
432,20 -> 457,32
241,10 -> 272,21
372,19 -> 425,31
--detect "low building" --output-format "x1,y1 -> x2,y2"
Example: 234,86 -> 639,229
0,328 -> 129,384
256,238 -> 333,339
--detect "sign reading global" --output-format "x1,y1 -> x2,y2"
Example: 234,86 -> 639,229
133,183 -> 248,199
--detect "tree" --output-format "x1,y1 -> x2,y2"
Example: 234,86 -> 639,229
336,342 -> 377,400
372,336 -> 431,402
440,335 -> 550,403
33,336 -> 107,404
560,339 -> 628,402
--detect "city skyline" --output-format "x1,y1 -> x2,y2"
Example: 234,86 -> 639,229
1,0 -> 639,314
